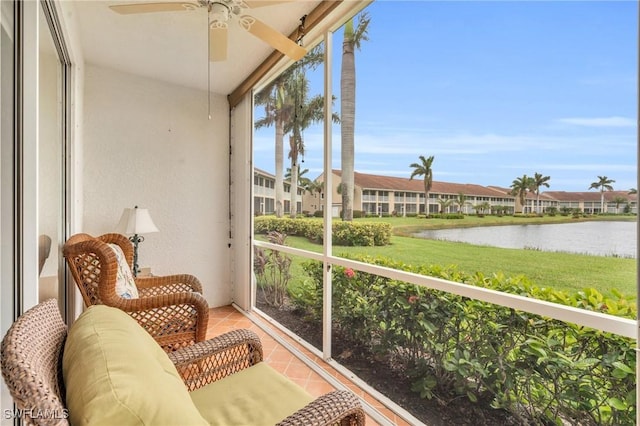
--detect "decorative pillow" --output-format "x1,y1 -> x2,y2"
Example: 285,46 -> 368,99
107,243 -> 139,299
62,305 -> 208,426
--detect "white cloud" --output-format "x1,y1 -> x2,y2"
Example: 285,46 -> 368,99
556,116 -> 636,128
253,125 -> 637,192
257,127 -> 634,163
500,163 -> 637,172
348,132 -> 535,156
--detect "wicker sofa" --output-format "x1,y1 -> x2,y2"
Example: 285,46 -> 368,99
1,299 -> 365,426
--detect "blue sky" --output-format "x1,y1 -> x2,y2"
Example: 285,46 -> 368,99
254,0 -> 638,192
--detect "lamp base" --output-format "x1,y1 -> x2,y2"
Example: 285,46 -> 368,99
128,234 -> 145,277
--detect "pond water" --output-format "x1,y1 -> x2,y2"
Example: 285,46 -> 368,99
414,221 -> 637,258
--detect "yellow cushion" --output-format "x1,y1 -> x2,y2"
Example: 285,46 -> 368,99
62,305 -> 207,426
191,362 -> 314,426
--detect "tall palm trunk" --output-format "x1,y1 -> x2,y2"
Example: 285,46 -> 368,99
424,189 -> 429,215
275,115 -> 284,218
289,135 -> 299,219
341,23 -> 355,222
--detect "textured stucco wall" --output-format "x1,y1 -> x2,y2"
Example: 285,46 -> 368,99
82,64 -> 231,307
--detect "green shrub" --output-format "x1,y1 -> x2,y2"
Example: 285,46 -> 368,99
430,213 -> 465,220
332,222 -> 392,246
292,255 -> 636,425
254,217 -> 392,246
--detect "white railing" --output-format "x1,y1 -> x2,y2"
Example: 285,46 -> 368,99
254,240 -> 636,339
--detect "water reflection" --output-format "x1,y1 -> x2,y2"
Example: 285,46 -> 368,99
414,221 -> 637,258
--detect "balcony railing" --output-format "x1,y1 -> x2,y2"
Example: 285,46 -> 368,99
255,240 -> 634,338
253,240 -> 637,425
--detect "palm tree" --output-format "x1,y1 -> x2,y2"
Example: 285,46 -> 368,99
284,69 -> 326,219
473,201 -> 491,215
306,180 -> 324,213
285,167 -> 311,189
409,155 -> 435,216
254,47 -> 326,218
510,174 -> 533,213
589,176 -> 615,214
255,80 -> 290,218
612,196 -> 627,214
340,12 -> 370,222
286,168 -> 313,213
436,198 -> 454,214
531,172 -> 551,214
455,192 -> 467,214
628,188 -> 637,195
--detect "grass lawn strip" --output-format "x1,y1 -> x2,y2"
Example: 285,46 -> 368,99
257,215 -> 636,299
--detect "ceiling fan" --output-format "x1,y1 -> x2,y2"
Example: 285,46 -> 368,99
109,0 -> 307,62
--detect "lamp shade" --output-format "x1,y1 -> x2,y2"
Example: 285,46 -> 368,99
115,206 -> 159,235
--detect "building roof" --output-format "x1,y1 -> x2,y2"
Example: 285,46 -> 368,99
544,190 -> 637,203
254,167 -> 275,179
288,169 -> 638,205
333,170 -> 515,198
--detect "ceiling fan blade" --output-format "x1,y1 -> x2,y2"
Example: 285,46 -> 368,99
242,16 -> 306,61
209,27 -> 228,62
244,0 -> 295,9
109,2 -> 197,15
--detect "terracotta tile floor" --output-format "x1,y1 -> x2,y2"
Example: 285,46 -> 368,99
206,305 -> 415,426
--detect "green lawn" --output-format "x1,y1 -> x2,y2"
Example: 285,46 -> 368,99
257,215 -> 637,299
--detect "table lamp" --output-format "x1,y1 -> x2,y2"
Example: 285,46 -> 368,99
115,206 -> 159,276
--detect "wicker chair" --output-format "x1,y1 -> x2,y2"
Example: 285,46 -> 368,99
1,299 -> 366,426
0,299 -> 68,425
63,233 -> 209,351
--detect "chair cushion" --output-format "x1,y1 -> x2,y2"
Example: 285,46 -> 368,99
108,243 -> 139,299
190,362 -> 314,426
62,305 -> 207,426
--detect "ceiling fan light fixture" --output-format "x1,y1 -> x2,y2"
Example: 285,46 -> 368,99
110,0 -> 307,62
209,2 -> 230,25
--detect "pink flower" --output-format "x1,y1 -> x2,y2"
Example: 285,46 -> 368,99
344,268 -> 355,279
408,295 -> 419,304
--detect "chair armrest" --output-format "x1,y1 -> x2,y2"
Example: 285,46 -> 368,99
168,329 -> 263,391
113,291 -> 208,318
135,273 -> 203,294
112,292 -> 209,347
276,390 -> 365,426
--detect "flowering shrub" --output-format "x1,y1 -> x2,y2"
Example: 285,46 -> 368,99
293,255 -> 636,425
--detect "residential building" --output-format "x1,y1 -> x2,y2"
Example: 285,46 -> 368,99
274,170 -> 637,217
544,190 -> 637,214
253,168 -> 303,215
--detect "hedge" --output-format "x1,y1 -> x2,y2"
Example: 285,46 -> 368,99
291,255 -> 636,425
254,217 -> 392,246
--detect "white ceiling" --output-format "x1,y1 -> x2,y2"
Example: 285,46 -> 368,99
71,0 -> 322,95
